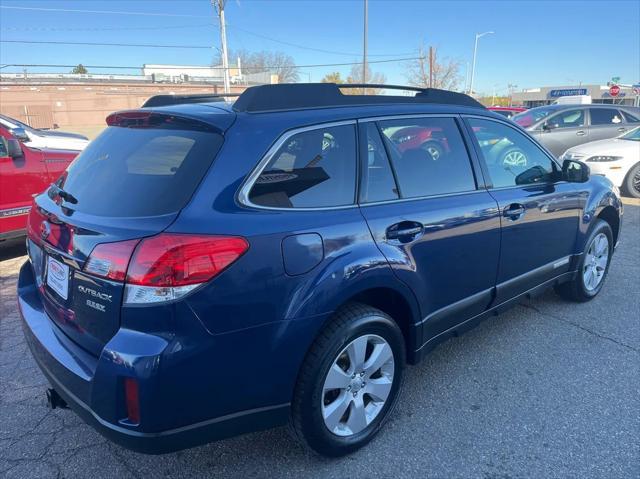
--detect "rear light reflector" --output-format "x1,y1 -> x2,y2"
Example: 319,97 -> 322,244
83,234 -> 249,304
84,239 -> 140,282
123,378 -> 140,425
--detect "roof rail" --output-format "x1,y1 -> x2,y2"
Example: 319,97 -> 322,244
232,83 -> 484,113
142,93 -> 241,108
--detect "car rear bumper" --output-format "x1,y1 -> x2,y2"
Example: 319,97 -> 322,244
18,260 -> 291,454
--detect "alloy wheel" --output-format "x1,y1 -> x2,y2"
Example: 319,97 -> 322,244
321,334 -> 395,437
583,232 -> 609,291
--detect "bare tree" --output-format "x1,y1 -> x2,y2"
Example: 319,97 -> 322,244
214,49 -> 300,83
405,43 -> 462,91
343,64 -> 386,95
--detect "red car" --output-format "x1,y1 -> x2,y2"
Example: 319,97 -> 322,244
487,106 -> 527,119
0,124 -> 78,241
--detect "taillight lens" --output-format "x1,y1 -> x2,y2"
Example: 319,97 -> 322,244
84,240 -> 140,282
83,234 -> 248,304
127,234 -> 249,286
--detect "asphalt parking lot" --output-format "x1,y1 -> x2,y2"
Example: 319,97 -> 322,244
1,203 -> 638,479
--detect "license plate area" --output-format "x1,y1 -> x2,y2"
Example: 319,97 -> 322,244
46,256 -> 70,300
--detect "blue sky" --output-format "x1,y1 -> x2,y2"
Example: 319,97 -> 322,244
1,0 -> 638,95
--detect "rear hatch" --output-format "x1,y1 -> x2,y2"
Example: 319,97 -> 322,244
27,110 -> 227,356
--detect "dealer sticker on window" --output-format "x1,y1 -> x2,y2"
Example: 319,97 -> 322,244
46,256 -> 69,300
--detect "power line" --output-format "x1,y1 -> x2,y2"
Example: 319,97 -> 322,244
0,5 -> 205,18
1,40 -> 214,50
0,24 -> 215,32
1,57 -> 423,72
0,6 -> 411,58
226,24 -> 414,58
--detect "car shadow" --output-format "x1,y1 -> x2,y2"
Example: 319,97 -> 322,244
0,237 -> 27,261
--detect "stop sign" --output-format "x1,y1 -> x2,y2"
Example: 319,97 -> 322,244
609,84 -> 621,97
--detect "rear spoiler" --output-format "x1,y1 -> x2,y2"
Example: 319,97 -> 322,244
142,93 -> 241,108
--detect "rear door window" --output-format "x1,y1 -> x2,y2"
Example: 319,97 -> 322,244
360,123 -> 399,203
58,121 -> 223,217
248,124 -> 356,208
590,108 -> 623,126
376,117 -> 476,198
621,111 -> 640,123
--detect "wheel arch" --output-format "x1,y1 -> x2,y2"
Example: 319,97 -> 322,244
597,205 -> 620,246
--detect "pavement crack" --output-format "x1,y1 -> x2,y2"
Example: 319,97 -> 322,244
521,303 -> 639,353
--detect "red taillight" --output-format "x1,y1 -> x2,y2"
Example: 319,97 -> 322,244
123,377 -> 140,424
127,234 -> 249,287
84,239 -> 140,282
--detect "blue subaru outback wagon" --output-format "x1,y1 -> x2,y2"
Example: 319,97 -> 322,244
18,83 -> 622,456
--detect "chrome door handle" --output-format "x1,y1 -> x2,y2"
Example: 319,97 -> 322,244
576,130 -> 586,136
617,127 -> 626,132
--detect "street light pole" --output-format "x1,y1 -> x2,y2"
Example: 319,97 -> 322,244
469,31 -> 494,96
363,0 -> 368,94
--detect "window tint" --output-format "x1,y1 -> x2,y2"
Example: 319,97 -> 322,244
59,125 -> 223,217
468,118 -> 558,188
248,124 -> 356,208
621,111 -> 640,123
360,123 -> 399,203
590,108 -> 623,126
546,109 -> 585,129
377,117 -> 476,198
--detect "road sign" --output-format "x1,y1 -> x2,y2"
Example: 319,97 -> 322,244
633,84 -> 640,95
609,85 -> 621,97
611,76 -> 621,84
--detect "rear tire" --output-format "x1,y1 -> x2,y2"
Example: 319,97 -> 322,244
554,219 -> 613,302
623,163 -> 640,199
290,303 -> 405,457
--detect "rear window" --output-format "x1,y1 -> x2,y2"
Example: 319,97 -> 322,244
57,123 -> 223,217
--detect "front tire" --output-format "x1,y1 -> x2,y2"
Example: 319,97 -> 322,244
290,303 -> 405,456
555,219 -> 613,302
623,163 -> 640,199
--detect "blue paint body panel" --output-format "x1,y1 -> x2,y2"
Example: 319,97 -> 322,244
17,98 -> 622,454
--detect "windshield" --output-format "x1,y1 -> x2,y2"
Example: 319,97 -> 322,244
0,115 -> 39,134
620,126 -> 640,141
512,107 -> 559,128
57,123 -> 223,217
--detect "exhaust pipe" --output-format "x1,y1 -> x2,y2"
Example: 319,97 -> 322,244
46,388 -> 69,409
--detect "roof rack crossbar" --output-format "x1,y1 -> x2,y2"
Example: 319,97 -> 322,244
142,93 -> 241,108
232,83 -> 484,113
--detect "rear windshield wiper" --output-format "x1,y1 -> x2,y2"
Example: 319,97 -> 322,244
49,184 -> 78,204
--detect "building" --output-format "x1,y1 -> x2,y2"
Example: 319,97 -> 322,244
511,84 -> 639,108
142,63 -> 276,86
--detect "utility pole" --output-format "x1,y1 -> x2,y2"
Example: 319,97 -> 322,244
507,83 -> 518,107
429,46 -> 434,88
212,0 -> 231,94
362,0 -> 368,94
469,31 -> 494,95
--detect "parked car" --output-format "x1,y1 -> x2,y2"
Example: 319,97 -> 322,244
512,104 -> 640,157
562,126 -> 640,198
488,106 -> 527,119
18,84 -> 622,457
0,114 -> 89,151
0,124 -> 78,241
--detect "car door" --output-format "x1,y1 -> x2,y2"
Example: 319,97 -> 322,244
533,108 -> 588,157
588,107 -> 628,142
465,116 -> 585,304
0,127 -> 47,236
357,116 -> 501,345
